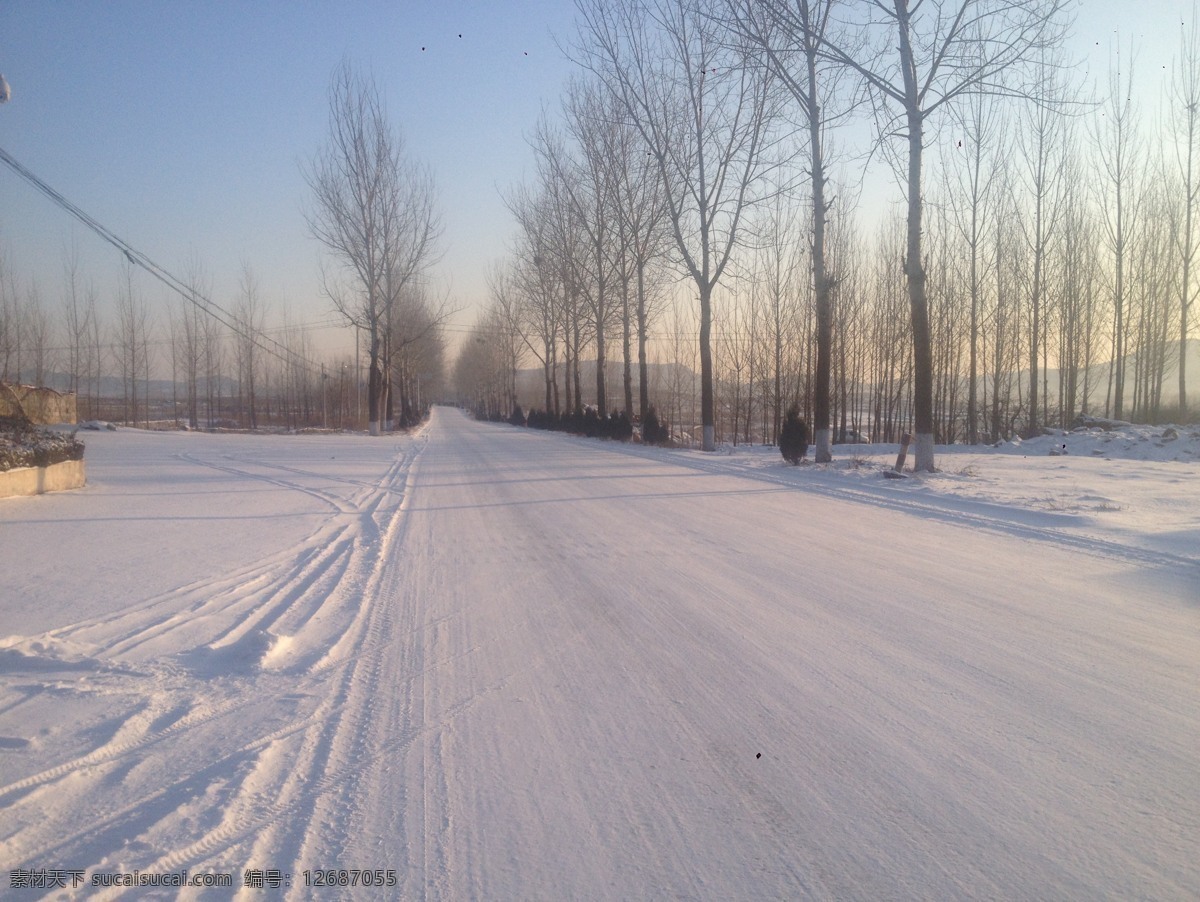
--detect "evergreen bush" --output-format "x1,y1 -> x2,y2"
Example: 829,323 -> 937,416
488,405 -> 648,444
780,405 -> 808,464
0,420 -> 85,473
583,407 -> 601,438
612,410 -> 633,442
642,406 -> 670,445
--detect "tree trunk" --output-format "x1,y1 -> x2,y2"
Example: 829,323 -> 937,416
622,279 -> 634,418
699,282 -> 715,451
572,307 -> 583,415
595,310 -> 607,414
1182,147 -> 1193,415
637,262 -> 650,423
367,329 -> 382,435
809,40 -> 833,463
899,44 -> 936,471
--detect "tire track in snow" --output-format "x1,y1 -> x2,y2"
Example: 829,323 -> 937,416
20,439 -> 419,664
175,451 -> 357,515
32,437 -> 417,661
280,431 -> 447,895
105,524 -> 359,664
130,432 -> 430,886
222,455 -> 409,510
0,433 -> 429,887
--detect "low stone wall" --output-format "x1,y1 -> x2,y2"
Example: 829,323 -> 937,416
0,459 -> 87,498
0,383 -> 77,425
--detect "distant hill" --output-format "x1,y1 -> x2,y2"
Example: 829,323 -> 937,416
14,372 -> 239,400
1026,338 -> 1200,420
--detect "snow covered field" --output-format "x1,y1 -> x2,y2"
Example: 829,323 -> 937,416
1,407 -> 1197,899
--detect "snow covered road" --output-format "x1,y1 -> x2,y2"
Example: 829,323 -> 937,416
2,407 -> 1198,899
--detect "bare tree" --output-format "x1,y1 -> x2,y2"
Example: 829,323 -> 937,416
574,0 -> 782,451
454,308 -> 515,420
305,62 -> 441,435
718,283 -> 758,444
725,0 -> 846,459
750,193 -> 805,443
544,82 -> 620,414
1128,171 -> 1174,421
387,281 -> 447,426
531,77 -> 668,423
202,296 -> 225,427
84,281 -> 103,419
820,0 -> 1069,469
1056,155 -> 1101,424
506,184 -> 565,414
864,215 -> 913,444
942,64 -> 1005,443
1170,10 -> 1200,415
176,257 -> 211,429
528,140 -> 592,414
600,85 -> 672,422
1016,46 -> 1071,435
829,210 -> 868,443
0,244 -> 15,381
234,264 -> 266,429
113,263 -> 151,426
1092,41 -> 1142,421
485,263 -> 525,415
61,240 -> 93,399
23,282 -> 52,387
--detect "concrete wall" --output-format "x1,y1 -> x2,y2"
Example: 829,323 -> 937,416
0,382 -> 78,425
0,459 -> 87,498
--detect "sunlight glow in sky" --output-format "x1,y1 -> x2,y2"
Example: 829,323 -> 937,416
0,0 -> 1193,362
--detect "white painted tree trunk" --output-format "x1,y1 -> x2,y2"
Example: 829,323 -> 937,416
814,427 -> 832,464
914,432 -> 935,472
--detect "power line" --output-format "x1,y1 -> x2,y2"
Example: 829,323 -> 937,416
0,143 -> 326,380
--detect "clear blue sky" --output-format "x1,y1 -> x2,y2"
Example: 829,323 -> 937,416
0,1 -> 1193,364
1,1 -> 580,360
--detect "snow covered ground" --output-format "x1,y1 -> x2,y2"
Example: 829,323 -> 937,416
1,408 -> 1197,899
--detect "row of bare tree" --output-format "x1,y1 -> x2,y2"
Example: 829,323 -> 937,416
457,0 -> 1199,466
2,60 -> 451,433
1,247 -> 167,425
0,241 -> 447,430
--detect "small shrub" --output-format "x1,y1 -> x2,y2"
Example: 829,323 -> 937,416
508,404 -> 526,427
611,410 -> 633,442
582,407 -> 602,438
780,406 -> 808,464
642,406 -> 670,445
0,425 -> 85,472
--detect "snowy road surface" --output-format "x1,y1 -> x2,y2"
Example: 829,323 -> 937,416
1,407 -> 1197,899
